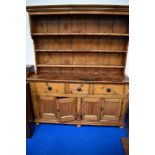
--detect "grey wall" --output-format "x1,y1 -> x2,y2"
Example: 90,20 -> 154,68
26,0 -> 129,6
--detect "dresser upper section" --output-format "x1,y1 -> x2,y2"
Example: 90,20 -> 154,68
27,5 -> 129,83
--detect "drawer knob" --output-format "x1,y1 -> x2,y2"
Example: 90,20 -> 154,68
48,86 -> 52,90
77,87 -> 82,91
107,88 -> 111,92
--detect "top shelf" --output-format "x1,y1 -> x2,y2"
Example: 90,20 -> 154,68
32,33 -> 129,37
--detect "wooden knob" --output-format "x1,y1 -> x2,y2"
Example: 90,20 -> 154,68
48,86 -> 52,90
77,87 -> 82,91
107,88 -> 111,92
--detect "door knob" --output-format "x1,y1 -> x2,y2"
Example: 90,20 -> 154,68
48,86 -> 52,90
77,87 -> 82,91
107,88 -> 111,92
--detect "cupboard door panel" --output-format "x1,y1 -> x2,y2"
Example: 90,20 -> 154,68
37,96 -> 57,120
101,99 -> 122,121
81,98 -> 102,121
57,98 -> 77,122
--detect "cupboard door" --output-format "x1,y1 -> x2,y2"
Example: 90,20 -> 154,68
81,98 -> 102,121
101,99 -> 122,121
37,96 -> 57,120
57,98 -> 77,122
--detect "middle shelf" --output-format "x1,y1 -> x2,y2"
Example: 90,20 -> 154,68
32,33 -> 129,37
35,49 -> 127,53
37,64 -> 125,68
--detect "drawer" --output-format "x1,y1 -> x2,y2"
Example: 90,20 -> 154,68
34,82 -> 65,94
94,84 -> 124,95
67,83 -> 89,94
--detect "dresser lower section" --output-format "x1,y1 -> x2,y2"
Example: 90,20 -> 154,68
29,81 -> 128,127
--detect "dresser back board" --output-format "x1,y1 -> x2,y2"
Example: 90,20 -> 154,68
27,5 -> 129,81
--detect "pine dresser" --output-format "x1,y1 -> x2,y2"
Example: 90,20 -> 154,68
26,5 -> 129,128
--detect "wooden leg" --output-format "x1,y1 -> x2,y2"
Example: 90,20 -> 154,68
36,122 -> 40,125
77,124 -> 81,128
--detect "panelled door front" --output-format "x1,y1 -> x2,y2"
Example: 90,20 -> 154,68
37,96 -> 58,120
57,97 -> 77,122
81,98 -> 102,121
101,99 -> 122,121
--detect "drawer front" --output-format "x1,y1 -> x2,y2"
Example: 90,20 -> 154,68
34,82 -> 65,94
67,84 -> 89,94
94,84 -> 124,95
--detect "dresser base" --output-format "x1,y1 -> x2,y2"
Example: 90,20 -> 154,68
34,119 -> 125,127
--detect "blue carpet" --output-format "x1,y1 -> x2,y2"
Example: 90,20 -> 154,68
26,124 -> 128,155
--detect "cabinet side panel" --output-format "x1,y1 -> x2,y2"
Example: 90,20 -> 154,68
29,82 -> 40,118
120,84 -> 129,122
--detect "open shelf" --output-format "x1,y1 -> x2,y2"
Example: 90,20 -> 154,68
37,64 -> 125,68
35,49 -> 127,53
29,5 -> 128,77
32,33 -> 129,37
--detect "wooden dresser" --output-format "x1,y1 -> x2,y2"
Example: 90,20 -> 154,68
26,5 -> 129,127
